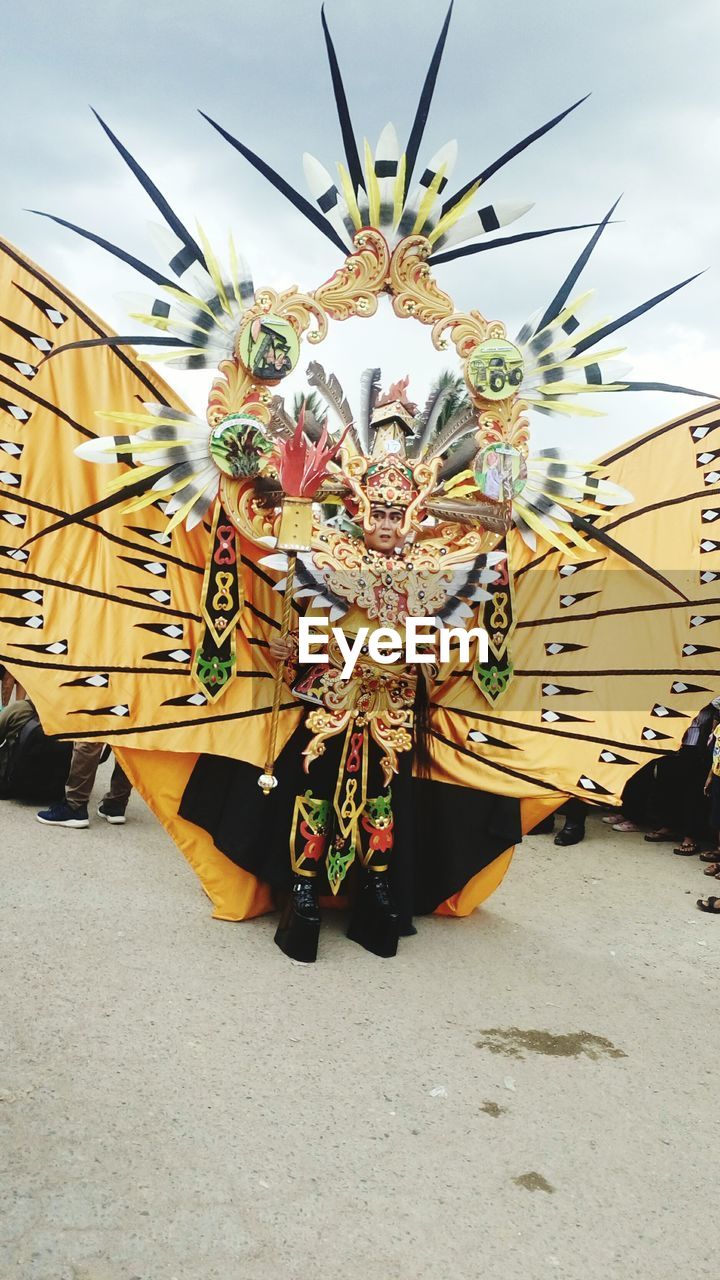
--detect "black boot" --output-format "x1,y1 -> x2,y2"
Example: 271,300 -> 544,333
274,875 -> 321,963
554,821 -> 586,847
347,872 -> 400,958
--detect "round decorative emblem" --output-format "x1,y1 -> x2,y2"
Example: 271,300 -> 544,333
209,413 -> 272,478
466,338 -> 524,401
474,443 -> 527,501
237,313 -> 300,381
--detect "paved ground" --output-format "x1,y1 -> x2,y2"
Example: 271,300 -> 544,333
1,764 -> 718,1280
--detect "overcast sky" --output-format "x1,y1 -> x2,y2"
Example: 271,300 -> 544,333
1,0 -> 718,456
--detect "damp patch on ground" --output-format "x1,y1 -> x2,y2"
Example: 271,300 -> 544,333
480,1100 -> 507,1117
475,1027 -> 627,1061
513,1172 -> 555,1194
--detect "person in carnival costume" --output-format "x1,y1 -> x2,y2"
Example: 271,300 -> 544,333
180,376 -> 514,960
0,4 -> 717,955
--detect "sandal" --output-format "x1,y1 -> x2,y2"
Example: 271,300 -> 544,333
673,842 -> 700,856
613,820 -> 641,833
697,896 -> 720,913
643,830 -> 676,843
702,863 -> 720,877
699,850 -> 720,863
602,814 -> 623,824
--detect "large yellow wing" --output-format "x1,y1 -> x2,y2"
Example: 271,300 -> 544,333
430,399 -> 720,803
0,237 -> 300,760
0,239 -> 294,920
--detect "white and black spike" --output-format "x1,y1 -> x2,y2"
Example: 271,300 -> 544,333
303,154 -> 356,247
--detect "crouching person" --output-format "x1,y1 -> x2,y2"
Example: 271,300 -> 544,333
0,699 -> 72,805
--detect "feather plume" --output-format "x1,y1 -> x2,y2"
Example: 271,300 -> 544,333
412,382 -> 455,457
403,2 -> 454,199
398,140 -> 457,239
302,152 -> 356,246
425,403 -> 478,464
336,162 -> 363,231
373,124 -> 401,232
429,221 -> 603,266
320,4 -> 365,195
432,198 -> 533,252
435,553 -> 505,622
306,361 -> 354,428
569,514 -> 689,602
425,496 -> 510,534
571,272 -> 705,356
356,367 -> 381,454
306,361 -> 361,455
437,435 -> 477,483
199,111 -> 348,256
42,334 -> 184,363
615,380 -> 719,398
534,197 -> 621,335
90,110 -> 205,266
75,436 -> 137,465
267,396 -> 297,442
28,210 -> 173,289
440,93 -> 590,217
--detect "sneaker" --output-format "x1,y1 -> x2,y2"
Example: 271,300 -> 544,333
97,799 -> 127,825
36,800 -> 89,828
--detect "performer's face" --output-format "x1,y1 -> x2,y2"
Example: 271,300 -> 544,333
365,505 -> 406,553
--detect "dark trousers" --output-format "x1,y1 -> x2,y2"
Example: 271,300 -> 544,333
561,798 -> 587,826
649,745 -> 709,838
66,742 -> 132,811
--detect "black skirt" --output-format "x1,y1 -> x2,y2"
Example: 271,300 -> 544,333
179,721 -> 522,926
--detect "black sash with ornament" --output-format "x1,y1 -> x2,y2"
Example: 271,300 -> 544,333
474,538 -> 516,706
193,504 -> 244,701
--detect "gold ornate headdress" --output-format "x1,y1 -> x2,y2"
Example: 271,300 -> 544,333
340,381 -> 440,534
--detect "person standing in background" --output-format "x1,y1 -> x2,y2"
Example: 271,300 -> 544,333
37,742 -> 132,828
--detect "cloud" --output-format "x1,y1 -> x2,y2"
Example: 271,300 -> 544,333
1,0 -> 717,458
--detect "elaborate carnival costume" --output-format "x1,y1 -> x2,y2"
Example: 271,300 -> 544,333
181,379 -> 515,959
0,6 -> 717,958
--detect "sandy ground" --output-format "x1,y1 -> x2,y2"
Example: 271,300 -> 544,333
1,763 -> 718,1280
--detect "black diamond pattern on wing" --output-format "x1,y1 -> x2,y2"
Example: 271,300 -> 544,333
61,673 -> 110,688
68,704 -> 129,717
599,749 -> 637,765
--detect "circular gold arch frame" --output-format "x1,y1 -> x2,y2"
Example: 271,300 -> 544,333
207,228 -> 530,459
196,228 -> 525,728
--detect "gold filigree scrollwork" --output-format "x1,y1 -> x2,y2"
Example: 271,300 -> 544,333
388,235 -> 455,326
313,228 -> 390,321
485,321 -> 507,341
207,359 -> 268,427
342,452 -> 372,528
403,457 -> 440,530
476,397 -> 531,456
219,473 -> 278,543
276,289 -> 329,345
432,309 -> 500,360
237,285 -> 329,354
